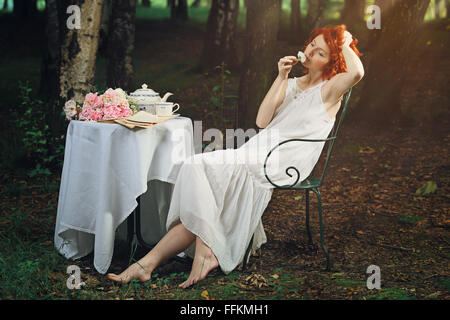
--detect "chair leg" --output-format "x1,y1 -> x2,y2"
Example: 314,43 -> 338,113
243,234 -> 254,271
312,188 -> 331,271
305,189 -> 313,244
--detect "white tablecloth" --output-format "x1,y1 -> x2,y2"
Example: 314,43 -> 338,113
54,117 -> 195,274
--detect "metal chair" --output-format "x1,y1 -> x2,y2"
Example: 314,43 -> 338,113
243,87 -> 353,271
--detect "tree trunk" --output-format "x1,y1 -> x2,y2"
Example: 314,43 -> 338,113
356,0 -> 430,127
277,0 -> 283,40
341,0 -> 366,31
39,0 -> 62,101
237,0 -> 281,130
447,0 -> 450,18
200,0 -> 240,72
38,0 -> 67,139
13,0 -> 38,20
98,0 -> 111,57
434,0 -> 441,19
59,0 -> 104,104
306,0 -> 326,31
107,0 -> 136,92
365,0 -> 396,50
142,0 -> 151,7
170,0 -> 189,20
289,0 -> 302,45
191,0 -> 202,7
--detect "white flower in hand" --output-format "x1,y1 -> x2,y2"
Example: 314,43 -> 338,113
297,51 -> 306,63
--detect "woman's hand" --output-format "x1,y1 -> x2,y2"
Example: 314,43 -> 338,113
278,56 -> 298,79
343,30 -> 353,47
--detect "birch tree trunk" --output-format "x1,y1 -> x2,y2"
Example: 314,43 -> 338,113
237,0 -> 281,130
200,0 -> 240,72
107,0 -> 136,91
59,0 -> 104,104
356,0 -> 430,127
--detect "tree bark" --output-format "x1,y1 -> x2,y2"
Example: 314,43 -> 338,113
341,0 -> 366,31
365,0 -> 396,50
447,0 -> 450,18
237,0 -> 281,130
277,0 -> 283,40
39,0 -> 63,101
356,0 -> 430,127
434,0 -> 441,19
289,0 -> 302,45
142,0 -> 151,7
59,0 -> 104,104
107,0 -> 136,92
306,0 -> 326,31
200,0 -> 240,72
98,0 -> 111,57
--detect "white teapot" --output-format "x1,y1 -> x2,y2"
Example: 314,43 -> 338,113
128,84 -> 174,114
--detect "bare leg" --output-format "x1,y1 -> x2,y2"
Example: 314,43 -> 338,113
107,222 -> 195,284
178,236 -> 219,289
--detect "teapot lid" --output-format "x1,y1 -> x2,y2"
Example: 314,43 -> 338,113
130,84 -> 159,95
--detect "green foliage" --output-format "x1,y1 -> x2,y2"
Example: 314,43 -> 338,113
13,81 -> 65,178
397,214 -> 422,225
364,288 -> 415,300
0,206 -> 67,299
415,181 -> 437,195
209,62 -> 238,131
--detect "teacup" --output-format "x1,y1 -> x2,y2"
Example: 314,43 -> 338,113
156,102 -> 180,117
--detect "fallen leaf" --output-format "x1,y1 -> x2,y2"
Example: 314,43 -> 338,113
201,290 -> 210,300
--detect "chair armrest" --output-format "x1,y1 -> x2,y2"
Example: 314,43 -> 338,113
263,137 -> 336,188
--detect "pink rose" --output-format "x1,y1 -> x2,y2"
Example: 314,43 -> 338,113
83,92 -> 100,109
103,106 -> 121,120
101,88 -> 121,107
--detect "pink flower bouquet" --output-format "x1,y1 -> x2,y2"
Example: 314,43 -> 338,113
63,88 -> 136,122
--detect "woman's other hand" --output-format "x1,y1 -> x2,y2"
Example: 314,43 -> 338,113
278,56 -> 298,79
343,30 -> 353,47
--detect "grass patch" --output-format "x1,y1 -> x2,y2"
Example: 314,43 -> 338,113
332,278 -> 367,287
396,215 -> 422,225
364,288 -> 416,300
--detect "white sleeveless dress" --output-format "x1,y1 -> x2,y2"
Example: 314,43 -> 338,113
165,77 -> 336,273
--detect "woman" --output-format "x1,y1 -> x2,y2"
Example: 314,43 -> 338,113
108,24 -> 364,288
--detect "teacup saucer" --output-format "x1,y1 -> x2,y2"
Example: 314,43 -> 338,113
157,113 -> 180,118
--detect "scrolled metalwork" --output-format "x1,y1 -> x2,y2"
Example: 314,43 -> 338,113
263,137 -> 336,189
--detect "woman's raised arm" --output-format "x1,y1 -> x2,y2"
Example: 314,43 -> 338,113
256,56 -> 298,128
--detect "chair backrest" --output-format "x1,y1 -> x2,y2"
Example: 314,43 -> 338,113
313,87 -> 353,185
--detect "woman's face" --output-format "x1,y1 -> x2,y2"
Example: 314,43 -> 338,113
302,34 -> 331,71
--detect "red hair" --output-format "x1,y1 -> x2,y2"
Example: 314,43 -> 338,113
302,24 -> 363,81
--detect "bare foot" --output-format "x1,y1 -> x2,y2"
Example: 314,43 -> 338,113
178,242 -> 219,289
107,262 -> 151,284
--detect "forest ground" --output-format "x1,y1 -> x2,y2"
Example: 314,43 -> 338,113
0,12 -> 448,300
